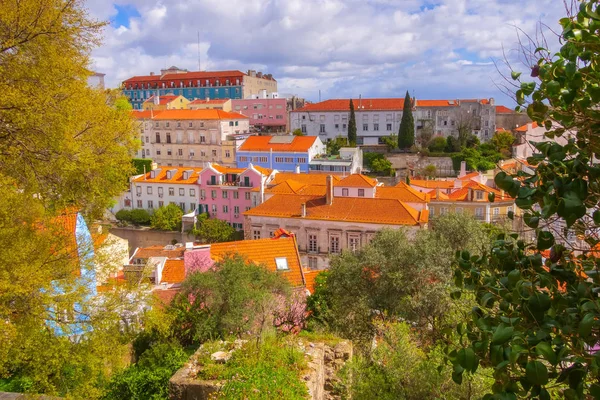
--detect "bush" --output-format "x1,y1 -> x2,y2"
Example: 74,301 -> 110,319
428,136 -> 446,152
130,209 -> 151,225
193,217 -> 235,243
132,159 -> 152,175
151,204 -> 183,231
115,209 -> 132,222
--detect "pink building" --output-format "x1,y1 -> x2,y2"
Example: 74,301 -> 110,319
231,95 -> 288,133
197,163 -> 276,230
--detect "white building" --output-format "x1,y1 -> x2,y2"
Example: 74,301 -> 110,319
309,147 -> 363,174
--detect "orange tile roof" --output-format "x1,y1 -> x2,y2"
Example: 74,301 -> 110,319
151,109 -> 248,120
303,270 -> 322,294
131,110 -> 162,119
132,245 -> 186,260
210,237 -> 304,287
162,259 -> 185,284
408,179 -> 456,189
415,100 -> 460,107
153,288 -> 180,307
143,95 -> 181,105
189,98 -> 229,105
238,136 -> 319,152
441,180 -> 512,202
496,105 -> 514,114
270,173 -> 341,186
427,189 -> 449,200
123,70 -> 247,84
458,171 -> 480,181
296,98 -> 407,112
376,182 -> 430,202
245,194 -> 427,226
335,174 -> 377,188
133,166 -> 203,184
209,164 -> 246,175
515,121 -> 539,132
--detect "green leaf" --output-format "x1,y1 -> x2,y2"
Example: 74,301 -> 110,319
524,213 -> 540,229
593,210 -> 600,225
525,361 -> 549,385
452,370 -> 463,384
535,342 -> 557,366
488,192 -> 495,202
491,324 -> 514,345
546,80 -> 561,96
511,71 -> 522,80
579,312 -> 595,338
537,231 -> 555,251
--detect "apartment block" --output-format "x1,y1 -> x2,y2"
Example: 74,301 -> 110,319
231,93 -> 288,133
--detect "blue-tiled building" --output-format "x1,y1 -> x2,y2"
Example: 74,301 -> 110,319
236,135 -> 326,173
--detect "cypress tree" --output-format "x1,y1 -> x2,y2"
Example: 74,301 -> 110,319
348,99 -> 357,146
398,91 -> 415,149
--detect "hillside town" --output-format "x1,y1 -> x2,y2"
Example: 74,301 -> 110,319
3,1 -> 600,399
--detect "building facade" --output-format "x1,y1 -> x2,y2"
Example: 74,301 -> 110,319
236,135 -> 326,172
122,67 -> 277,110
135,109 -> 250,167
143,94 -> 190,110
188,98 -> 232,111
231,94 -> 288,133
290,98 -> 496,145
309,147 -> 362,174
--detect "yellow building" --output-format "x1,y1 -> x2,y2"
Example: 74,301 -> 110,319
143,94 -> 190,111
188,98 -> 232,111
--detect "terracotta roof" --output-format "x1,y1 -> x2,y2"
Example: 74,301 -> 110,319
143,95 -> 181,105
245,194 -> 427,226
153,288 -> 180,307
189,98 -> 229,105
162,259 -> 185,284
441,180 -> 511,202
296,98 -> 406,112
496,105 -> 514,114
133,166 -> 203,184
376,182 -> 430,202
238,136 -> 319,152
415,100 -> 460,107
408,179 -> 456,189
335,174 -> 377,188
131,110 -> 162,119
269,173 -> 341,186
515,121 -> 539,132
210,237 -> 305,287
458,171 -> 480,181
427,189 -> 449,200
303,270 -> 322,295
132,245 -> 186,260
209,164 -> 246,175
123,70 -> 247,84
150,109 -> 248,120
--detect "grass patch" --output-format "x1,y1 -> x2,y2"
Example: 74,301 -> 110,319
195,336 -> 308,399
298,330 -> 344,346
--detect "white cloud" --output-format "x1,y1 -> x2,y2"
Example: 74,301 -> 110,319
86,0 -> 567,106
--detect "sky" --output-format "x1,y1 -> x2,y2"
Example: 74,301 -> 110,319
85,0 -> 569,107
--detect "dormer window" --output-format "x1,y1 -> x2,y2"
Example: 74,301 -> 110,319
342,188 -> 349,196
275,257 -> 289,271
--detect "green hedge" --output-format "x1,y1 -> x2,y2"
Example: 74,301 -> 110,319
132,158 -> 152,175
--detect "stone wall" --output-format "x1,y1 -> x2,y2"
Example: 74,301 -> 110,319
109,226 -> 195,256
387,154 -> 456,177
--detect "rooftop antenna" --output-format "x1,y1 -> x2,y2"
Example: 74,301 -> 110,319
197,31 -> 201,71
359,94 -> 362,109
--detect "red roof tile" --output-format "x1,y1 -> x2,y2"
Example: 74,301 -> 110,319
123,70 -> 247,84
515,121 -> 539,132
134,166 -> 203,184
132,245 -> 186,260
415,100 -> 460,107
496,105 -> 514,114
150,109 -> 248,120
143,95 -> 181,105
162,259 -> 185,284
238,136 -> 319,152
376,182 -> 430,202
335,174 -> 377,188
189,98 -> 230,105
296,98 -> 407,112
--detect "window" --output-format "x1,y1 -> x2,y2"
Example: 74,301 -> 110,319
284,157 -> 293,163
440,207 -> 449,215
147,200 -> 154,208
475,207 -> 484,219
190,149 -> 195,157
222,191 -> 228,199
155,133 -> 161,143
190,203 -> 196,212
494,207 -> 500,215
298,157 -> 307,163
168,187 -> 174,196
508,206 -> 513,214
320,124 -> 325,133
234,206 -> 240,214
177,188 -> 183,196
335,124 -> 339,129
308,234 -> 318,253
233,191 -> 239,199
166,133 -> 171,143
308,257 -> 318,270
275,157 -> 284,163
167,149 -> 172,156
455,207 -> 463,213
358,189 -> 365,197
363,123 -> 368,131
136,200 -> 143,208
178,149 -> 183,156
342,188 -> 349,196
275,257 -> 289,271
158,187 -> 164,195
245,192 -> 251,200
147,187 -> 152,194
190,188 -> 195,196
373,123 -> 379,131
349,236 -> 360,253
223,205 -> 228,213
301,124 -> 307,133
158,200 -> 164,207
145,136 -> 149,143
189,122 -> 193,127
212,204 -> 217,213
260,156 -> 268,162
212,150 -> 217,156
386,123 -> 392,131
253,229 -> 261,240
156,150 -> 161,155
211,190 -> 217,198
225,150 -> 231,158
330,236 -> 340,254
476,191 -> 483,200
343,124 -> 347,129
200,136 -> 206,143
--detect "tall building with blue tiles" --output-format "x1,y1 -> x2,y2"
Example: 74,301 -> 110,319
122,66 -> 277,110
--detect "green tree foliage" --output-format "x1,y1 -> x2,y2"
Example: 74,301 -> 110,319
445,136 -> 461,153
327,136 -> 348,155
130,209 -> 152,225
341,322 -> 493,400
398,91 -> 415,149
363,152 -> 393,176
381,134 -> 398,151
418,119 -> 435,147
0,0 -> 139,397
151,204 -> 183,231
194,216 -> 235,243
132,159 -> 153,175
169,255 -> 291,345
103,342 -> 188,400
115,209 -> 132,222
428,136 -> 447,152
292,128 -> 304,136
422,164 -> 437,178
490,130 -> 515,158
348,99 -> 357,146
446,3 -> 600,398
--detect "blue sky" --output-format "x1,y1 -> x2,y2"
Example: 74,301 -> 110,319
86,0 -> 568,107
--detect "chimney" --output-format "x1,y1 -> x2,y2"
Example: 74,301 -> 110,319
489,97 -> 495,106
260,176 -> 265,204
459,161 -> 467,178
326,175 -> 333,205
500,190 -> 505,199
301,203 -> 306,217
149,72 -> 155,76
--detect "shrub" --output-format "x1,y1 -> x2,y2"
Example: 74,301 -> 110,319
132,159 -> 152,175
151,204 -> 183,231
130,209 -> 151,225
427,136 -> 446,152
115,209 -> 132,222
